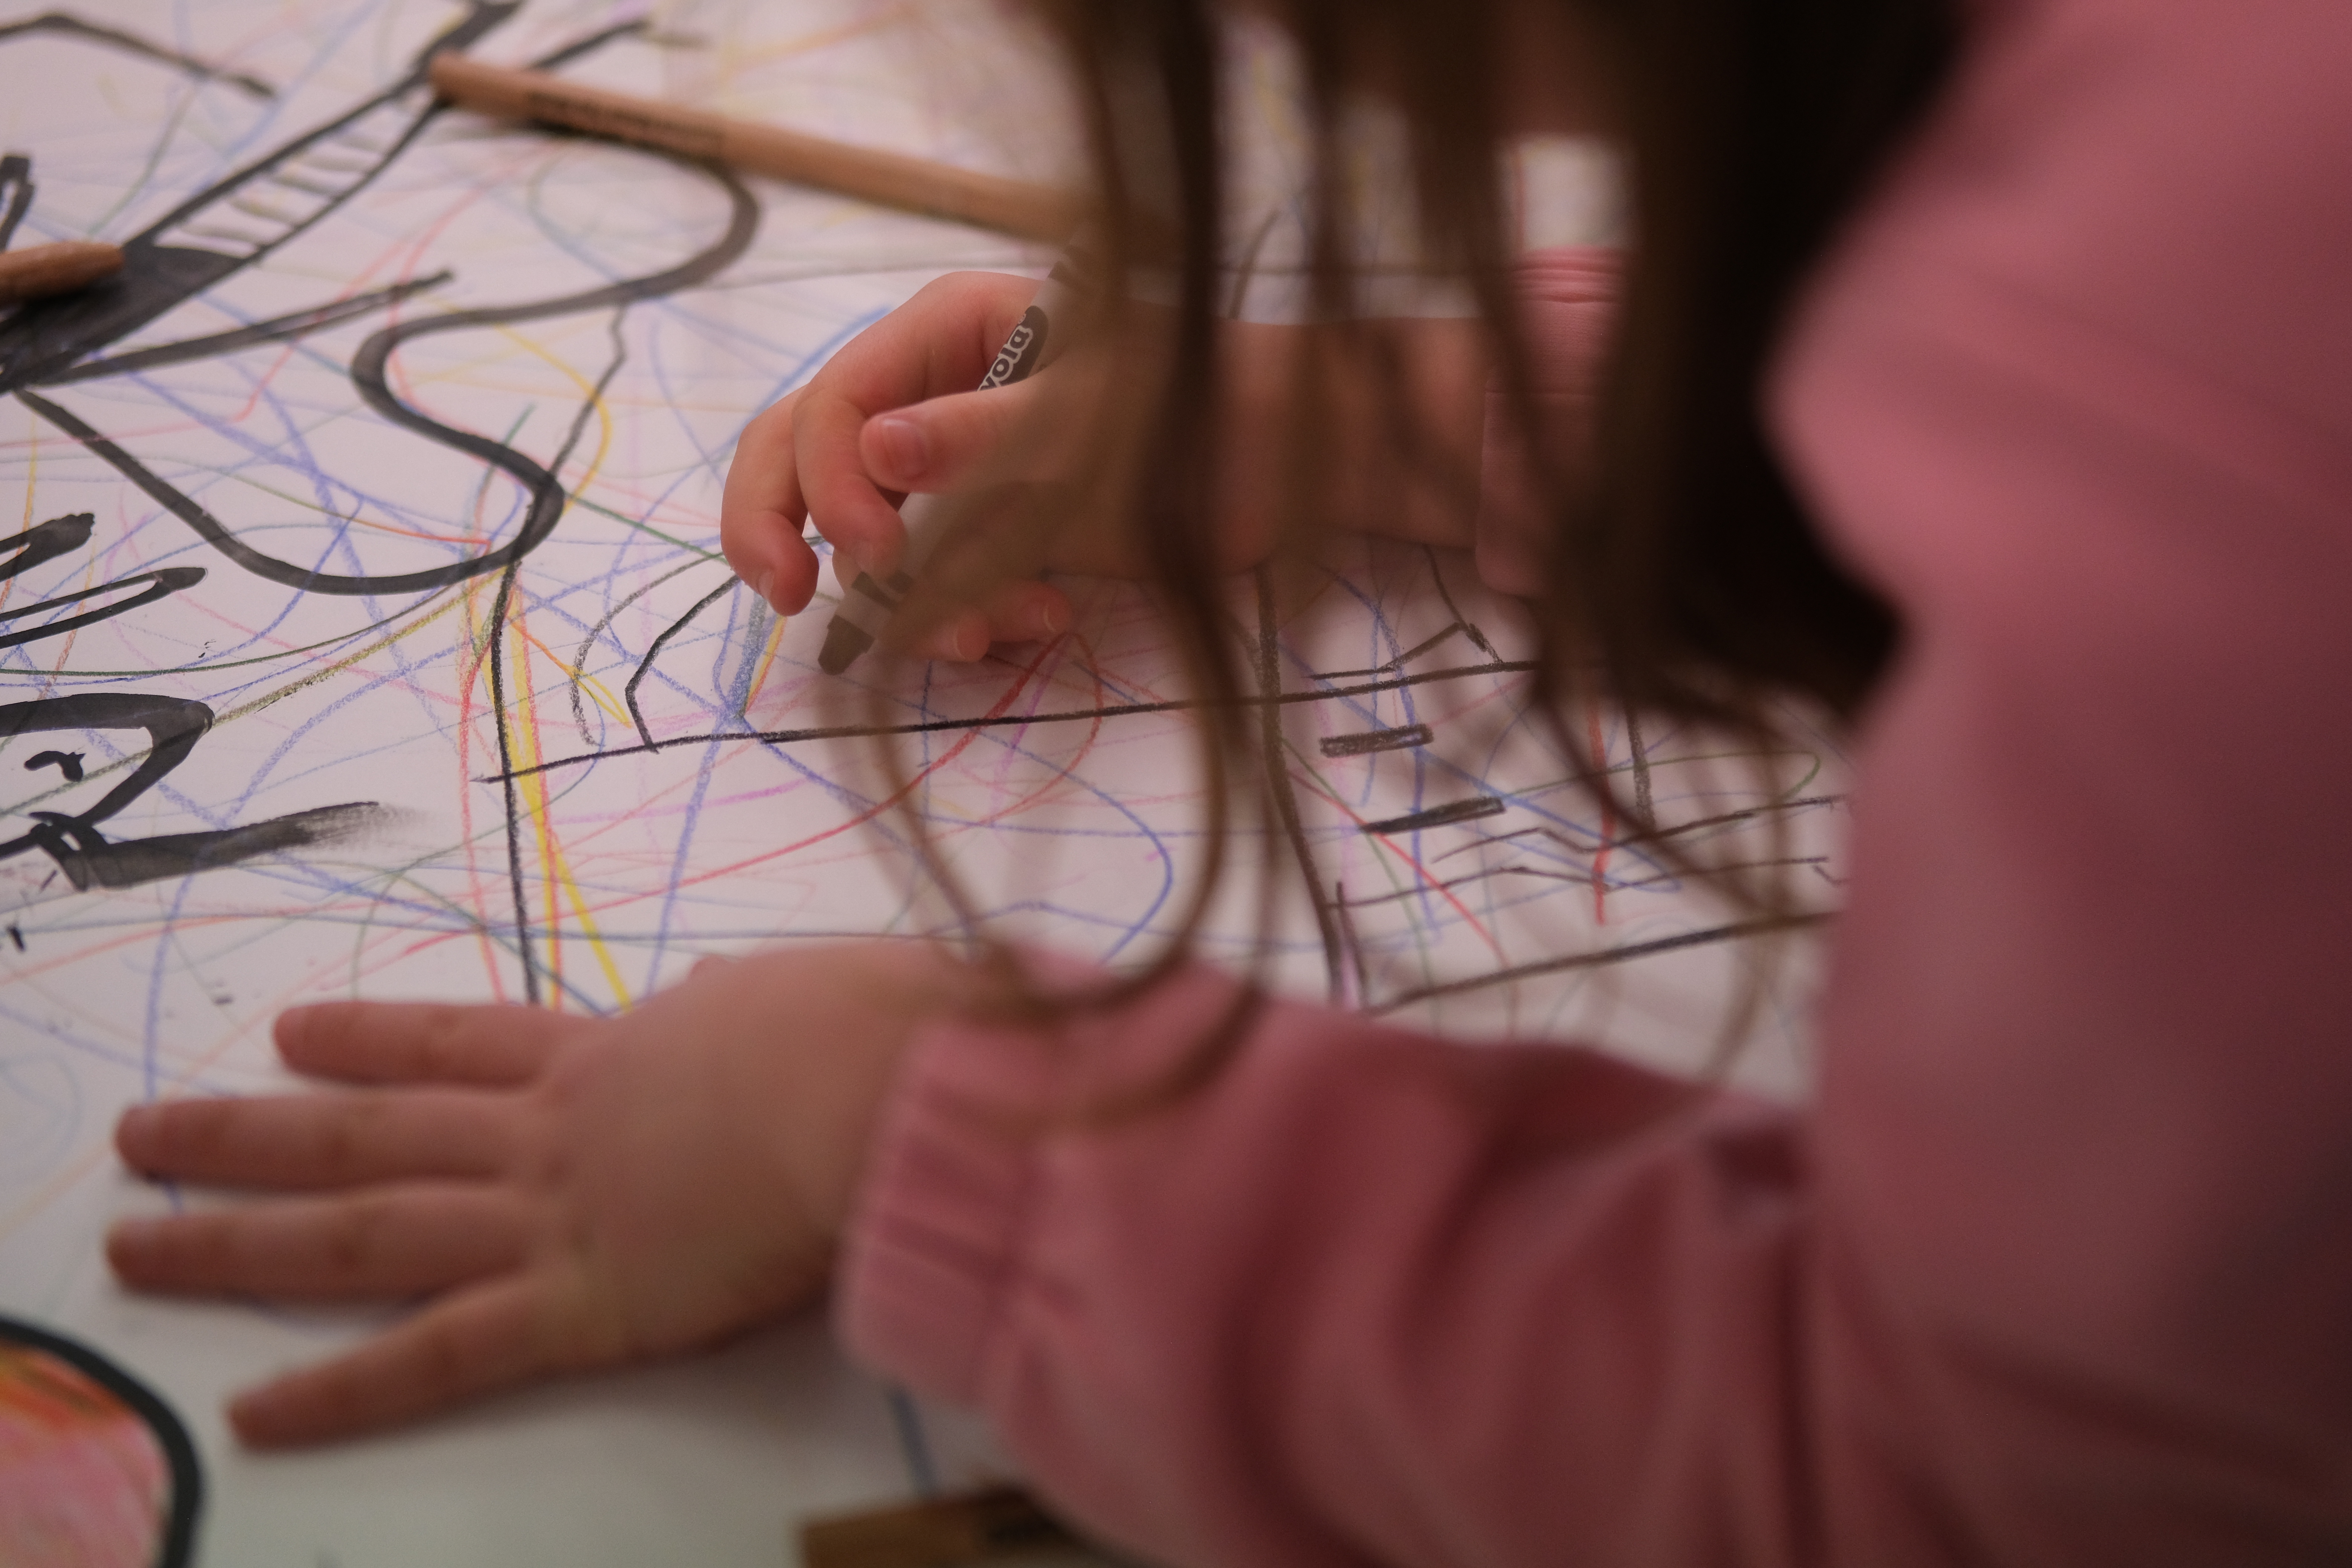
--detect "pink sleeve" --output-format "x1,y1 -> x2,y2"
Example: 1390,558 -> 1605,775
1474,245 -> 1620,598
839,2 -> 2352,1563
840,970 -> 1810,1568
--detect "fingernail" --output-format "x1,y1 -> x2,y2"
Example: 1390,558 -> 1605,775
873,415 -> 929,483
1035,600 -> 1067,639
754,570 -> 777,610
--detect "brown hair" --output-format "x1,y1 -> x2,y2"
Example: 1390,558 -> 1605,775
876,0 -> 1957,1064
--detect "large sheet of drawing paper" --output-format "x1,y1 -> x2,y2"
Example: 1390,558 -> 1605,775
0,2 -> 1846,1563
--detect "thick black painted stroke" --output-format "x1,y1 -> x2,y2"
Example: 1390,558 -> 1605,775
0,693 -> 388,889
49,799 -> 392,890
0,564 -> 204,649
0,1314 -> 202,1568
11,147 -> 756,597
0,693 -> 212,847
40,270 -> 451,386
0,3 -> 518,395
0,510 -> 92,580
0,5 -> 749,596
0,152 -> 31,251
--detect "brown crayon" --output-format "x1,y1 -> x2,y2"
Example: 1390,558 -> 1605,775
428,54 -> 1082,243
0,240 -> 125,304
798,1484 -> 1096,1568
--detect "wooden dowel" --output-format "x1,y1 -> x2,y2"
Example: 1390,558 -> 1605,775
429,54 -> 1082,243
799,1485 -> 1086,1568
0,240 -> 125,304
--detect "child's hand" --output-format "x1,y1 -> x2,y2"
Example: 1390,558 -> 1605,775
107,943 -> 978,1447
719,270 -> 1490,665
721,270 -> 1078,662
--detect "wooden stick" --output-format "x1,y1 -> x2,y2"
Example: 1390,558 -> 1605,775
429,54 -> 1081,243
799,1485 -> 1087,1568
0,240 -> 125,304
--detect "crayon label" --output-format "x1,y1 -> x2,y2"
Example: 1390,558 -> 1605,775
978,307 -> 1048,389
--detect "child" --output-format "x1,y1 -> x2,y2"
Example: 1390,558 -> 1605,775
109,0 -> 2352,1562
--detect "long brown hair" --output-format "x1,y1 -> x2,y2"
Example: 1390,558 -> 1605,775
876,0 -> 1956,1063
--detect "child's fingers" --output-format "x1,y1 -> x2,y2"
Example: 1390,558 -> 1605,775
720,392 -> 821,614
911,580 -> 1072,663
106,1185 -> 530,1300
858,376 -> 1052,495
796,388 -> 914,581
115,1089 -> 519,1190
794,272 -> 1043,581
226,1274 -> 558,1448
275,1000 -> 567,1087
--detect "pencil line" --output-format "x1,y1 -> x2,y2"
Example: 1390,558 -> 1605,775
480,658 -> 1542,784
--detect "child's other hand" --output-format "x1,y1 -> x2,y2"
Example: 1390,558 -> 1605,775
721,270 -> 1075,663
107,943 -> 976,1448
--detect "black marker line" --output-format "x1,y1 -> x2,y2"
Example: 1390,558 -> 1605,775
1423,544 -> 1497,659
525,16 -> 652,73
1316,621 -> 1473,680
1369,914 -> 1820,1014
1319,723 -> 1431,758
0,694 -> 210,852
0,565 -> 204,649
1625,708 -> 1653,827
0,510 -> 92,580
481,659 -> 1542,785
44,800 -> 391,891
569,554 -> 723,746
15,161 -> 753,596
1337,855 -> 1832,913
24,749 -> 82,781
0,11 -> 275,97
0,1314 -> 201,1568
625,579 -> 738,750
0,152 -> 31,251
1256,570 -> 1345,1001
1360,796 -> 1505,836
40,270 -> 453,385
1427,794 -> 1846,866
482,561 -> 539,1004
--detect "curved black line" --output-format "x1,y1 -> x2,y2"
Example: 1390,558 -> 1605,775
0,1313 -> 202,1568
43,270 -> 453,386
625,578 -> 738,750
0,693 -> 210,854
0,565 -> 204,648
19,158 -> 755,597
569,554 -> 720,746
483,561 -> 539,1004
0,510 -> 92,581
0,11 -> 274,98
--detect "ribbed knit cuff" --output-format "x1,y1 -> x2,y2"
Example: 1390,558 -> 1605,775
833,1012 -> 1060,1404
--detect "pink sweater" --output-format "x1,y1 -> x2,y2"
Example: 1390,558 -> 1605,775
838,1 -> 2352,1561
